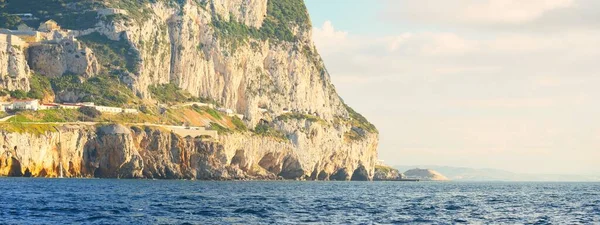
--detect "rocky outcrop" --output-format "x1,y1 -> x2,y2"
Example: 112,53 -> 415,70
403,168 -> 450,181
28,38 -> 99,78
211,0 -> 269,28
373,165 -> 404,181
0,34 -> 30,91
0,124 -> 376,180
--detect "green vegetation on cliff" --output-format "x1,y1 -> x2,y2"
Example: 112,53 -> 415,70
0,123 -> 59,135
343,103 -> 378,133
276,112 -> 325,124
253,123 -> 287,141
27,73 -> 52,100
50,74 -> 137,107
149,83 -> 196,104
78,32 -> 140,74
0,0 -> 101,30
212,0 -> 311,47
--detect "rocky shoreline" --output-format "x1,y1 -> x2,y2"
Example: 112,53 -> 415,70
0,124 -> 382,181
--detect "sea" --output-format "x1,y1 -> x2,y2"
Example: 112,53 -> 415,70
0,178 -> 599,224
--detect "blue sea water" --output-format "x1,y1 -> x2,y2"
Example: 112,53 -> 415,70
0,178 -> 599,224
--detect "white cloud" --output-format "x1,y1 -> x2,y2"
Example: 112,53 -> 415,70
382,0 -> 579,28
311,12 -> 600,174
462,0 -> 575,24
312,21 -> 349,53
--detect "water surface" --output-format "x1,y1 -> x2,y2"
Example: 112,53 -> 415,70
1,178 -> 599,224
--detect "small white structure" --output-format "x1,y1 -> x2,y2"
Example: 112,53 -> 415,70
95,106 -> 123,113
11,13 -> 36,20
59,103 -> 81,110
11,99 -> 39,110
122,108 -> 139,114
1,99 -> 139,114
217,108 -> 234,116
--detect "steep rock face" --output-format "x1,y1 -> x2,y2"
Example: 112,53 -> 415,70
28,39 -> 99,78
0,0 -> 379,180
85,0 -> 346,125
0,34 -> 31,91
211,0 -> 268,28
0,125 -> 374,180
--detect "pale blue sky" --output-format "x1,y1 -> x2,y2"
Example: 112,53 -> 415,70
305,0 -> 600,175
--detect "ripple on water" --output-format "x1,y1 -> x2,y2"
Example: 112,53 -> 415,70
0,179 -> 599,224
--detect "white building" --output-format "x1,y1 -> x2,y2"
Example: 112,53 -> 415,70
95,106 -> 123,113
59,103 -> 82,110
11,99 -> 39,110
122,108 -> 139,114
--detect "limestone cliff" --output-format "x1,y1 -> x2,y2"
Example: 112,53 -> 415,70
0,0 -> 379,180
28,38 -> 100,78
0,34 -> 30,91
0,124 -> 374,180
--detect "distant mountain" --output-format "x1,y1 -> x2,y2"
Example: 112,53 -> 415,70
395,165 -> 600,182
403,168 -> 449,181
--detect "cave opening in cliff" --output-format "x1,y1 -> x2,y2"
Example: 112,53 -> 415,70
7,157 -> 23,177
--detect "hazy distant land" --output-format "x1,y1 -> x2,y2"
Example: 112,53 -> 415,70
395,165 -> 600,182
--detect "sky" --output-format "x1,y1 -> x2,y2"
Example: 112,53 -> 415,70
305,0 -> 600,175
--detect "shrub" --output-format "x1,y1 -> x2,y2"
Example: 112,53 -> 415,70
277,112 -> 323,123
78,32 -> 140,73
149,83 -> 190,104
204,107 -> 222,120
27,73 -> 52,100
253,123 -> 287,141
1,0 -> 102,30
209,122 -> 230,135
343,103 -> 377,133
231,116 -> 247,131
50,73 -> 136,107
10,90 -> 27,99
78,106 -> 101,118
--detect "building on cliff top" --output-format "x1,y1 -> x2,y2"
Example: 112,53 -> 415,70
38,20 -> 60,32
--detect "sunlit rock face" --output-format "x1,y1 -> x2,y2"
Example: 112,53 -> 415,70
0,34 -> 31,91
0,0 -> 379,180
